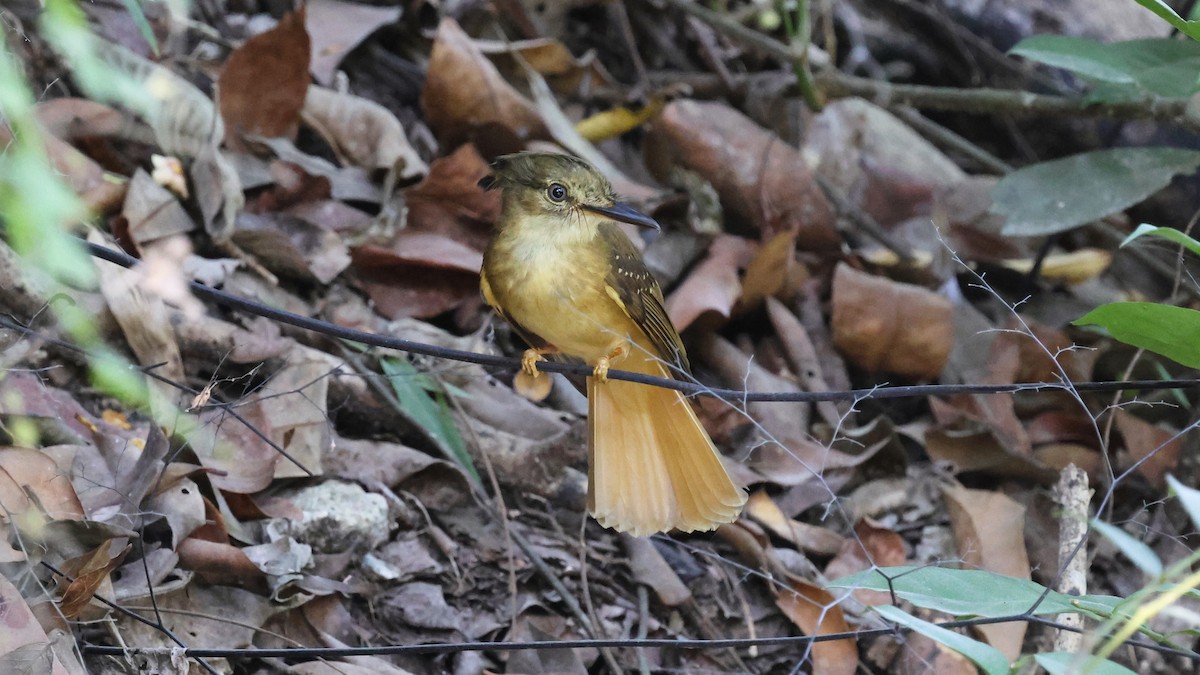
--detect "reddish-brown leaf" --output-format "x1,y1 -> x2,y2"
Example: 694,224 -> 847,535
58,539 -> 130,619
218,6 -> 312,147
831,263 -> 954,378
1115,410 -> 1182,488
646,99 -> 837,248
422,18 -> 548,149
942,484 -> 1030,660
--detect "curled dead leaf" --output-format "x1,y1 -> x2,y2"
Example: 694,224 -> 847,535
306,0 -> 401,86
422,18 -> 548,147
303,85 -> 427,178
646,99 -> 837,248
665,235 -> 753,332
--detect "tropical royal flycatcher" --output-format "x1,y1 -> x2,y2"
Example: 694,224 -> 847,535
479,152 -> 747,536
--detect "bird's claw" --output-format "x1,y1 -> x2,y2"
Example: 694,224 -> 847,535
591,342 -> 629,383
521,349 -> 546,377
592,357 -> 610,382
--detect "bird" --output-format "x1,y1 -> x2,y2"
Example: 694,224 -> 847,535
478,152 -> 747,536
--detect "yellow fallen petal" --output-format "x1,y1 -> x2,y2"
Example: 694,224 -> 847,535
576,96 -> 667,143
1001,248 -> 1112,284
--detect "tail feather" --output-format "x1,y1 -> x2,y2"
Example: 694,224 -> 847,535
587,347 -> 747,536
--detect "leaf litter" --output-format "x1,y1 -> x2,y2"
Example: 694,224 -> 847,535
0,1 -> 1197,674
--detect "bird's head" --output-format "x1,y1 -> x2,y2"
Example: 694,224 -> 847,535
479,152 -> 659,232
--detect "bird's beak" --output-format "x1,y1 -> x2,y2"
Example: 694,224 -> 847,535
582,202 -> 661,231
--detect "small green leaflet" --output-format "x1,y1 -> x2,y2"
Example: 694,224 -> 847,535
1122,223 -> 1200,257
875,605 -> 1009,675
381,356 -> 480,485
828,566 -> 1122,620
1074,302 -> 1200,369
1130,0 -> 1200,41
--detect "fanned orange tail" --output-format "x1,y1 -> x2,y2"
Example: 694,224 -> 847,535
587,343 -> 747,536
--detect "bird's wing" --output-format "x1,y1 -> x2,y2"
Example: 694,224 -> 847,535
597,222 -> 690,375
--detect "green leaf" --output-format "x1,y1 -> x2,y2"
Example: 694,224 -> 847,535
1091,518 -> 1164,578
1122,223 -> 1200,257
1073,302 -> 1200,368
1010,36 -> 1200,99
381,357 -> 480,485
118,0 -> 159,54
1131,0 -> 1200,41
1167,475 -> 1200,531
828,566 -> 1121,619
1034,651 -> 1137,675
995,148 -> 1200,236
875,605 -> 1010,675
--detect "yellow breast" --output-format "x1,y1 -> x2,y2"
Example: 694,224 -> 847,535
483,218 -> 641,364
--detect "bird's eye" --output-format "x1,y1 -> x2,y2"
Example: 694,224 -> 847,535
547,183 -> 568,202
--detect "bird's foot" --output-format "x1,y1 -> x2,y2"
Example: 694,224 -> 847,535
521,347 -> 557,377
592,342 -> 630,383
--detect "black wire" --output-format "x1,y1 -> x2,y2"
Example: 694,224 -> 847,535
77,612 -> 1200,661
82,240 -> 1200,403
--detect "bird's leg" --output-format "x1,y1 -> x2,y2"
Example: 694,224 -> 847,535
592,340 -> 630,382
521,346 -> 559,377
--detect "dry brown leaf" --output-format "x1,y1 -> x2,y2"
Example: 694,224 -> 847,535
646,99 -> 837,248
623,534 -> 691,606
120,168 -> 195,245
665,235 -> 753,332
58,538 -> 129,619
34,97 -> 126,141
775,578 -> 859,675
0,447 -> 86,525
147,477 -> 205,548
258,359 -> 332,480
231,211 -> 351,284
191,404 -> 279,494
0,574 -> 73,674
1114,410 -> 1182,488
695,334 -> 819,486
177,536 -> 267,591
0,124 -> 125,215
219,6 -> 311,147
477,36 -> 615,95
91,231 -> 186,414
766,297 -> 843,428
824,519 -> 907,605
422,18 -> 548,148
306,0 -> 401,85
352,231 -> 484,319
744,491 -> 845,555
302,85 -> 427,178
805,98 -> 965,226
114,583 -> 277,649
831,263 -> 954,378
892,631 -> 978,675
403,144 -> 499,252
923,420 -> 1056,484
941,483 -> 1030,660
1031,443 -> 1104,477
934,332 -> 1031,457
738,231 -> 796,311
